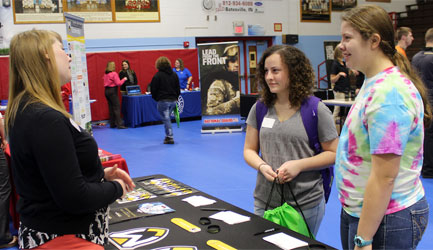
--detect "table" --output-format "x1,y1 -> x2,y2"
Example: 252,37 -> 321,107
322,98 -> 355,107
121,91 -> 201,128
323,99 -> 354,133
107,174 -> 336,250
99,149 -> 130,175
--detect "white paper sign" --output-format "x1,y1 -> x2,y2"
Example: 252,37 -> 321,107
263,232 -> 308,250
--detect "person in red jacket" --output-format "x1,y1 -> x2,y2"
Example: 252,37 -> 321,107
103,61 -> 127,129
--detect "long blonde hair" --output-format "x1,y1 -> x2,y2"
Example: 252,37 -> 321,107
342,5 -> 432,126
5,29 -> 71,135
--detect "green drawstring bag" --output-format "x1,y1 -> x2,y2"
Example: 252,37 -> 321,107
263,203 -> 312,238
174,104 -> 180,128
263,178 -> 314,239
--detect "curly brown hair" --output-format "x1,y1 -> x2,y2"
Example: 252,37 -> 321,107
256,45 -> 314,107
155,56 -> 172,71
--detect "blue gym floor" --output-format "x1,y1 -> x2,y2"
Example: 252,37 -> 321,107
5,119 -> 433,249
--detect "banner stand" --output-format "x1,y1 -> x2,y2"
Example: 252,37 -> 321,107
64,13 -> 92,133
198,41 -> 242,133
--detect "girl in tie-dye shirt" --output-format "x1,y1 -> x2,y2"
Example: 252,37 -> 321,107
335,5 -> 431,250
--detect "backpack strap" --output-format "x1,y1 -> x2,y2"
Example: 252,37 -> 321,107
300,96 -> 333,204
300,96 -> 322,154
256,100 -> 268,132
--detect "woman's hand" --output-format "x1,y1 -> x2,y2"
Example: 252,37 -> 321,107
259,164 -> 278,182
339,72 -> 347,78
104,164 -> 135,193
276,160 -> 303,183
1,139 -> 7,151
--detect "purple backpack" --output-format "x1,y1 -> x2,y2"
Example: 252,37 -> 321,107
256,96 -> 334,203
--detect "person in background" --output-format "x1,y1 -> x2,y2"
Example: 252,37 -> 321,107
119,60 -> 138,94
5,29 -> 134,249
0,113 -> 17,249
61,82 -> 71,112
103,61 -> 127,129
350,69 -> 365,95
336,5 -> 431,249
395,26 -> 414,58
243,45 -> 338,236
223,45 -> 239,72
330,46 -> 350,123
173,58 -> 192,91
412,27 -> 433,178
151,56 -> 180,144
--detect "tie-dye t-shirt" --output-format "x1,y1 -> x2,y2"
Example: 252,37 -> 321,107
335,66 -> 425,217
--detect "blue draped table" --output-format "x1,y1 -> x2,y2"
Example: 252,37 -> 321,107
121,91 -> 201,127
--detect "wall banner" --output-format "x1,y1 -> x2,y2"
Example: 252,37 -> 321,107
198,41 -> 242,133
64,13 -> 92,132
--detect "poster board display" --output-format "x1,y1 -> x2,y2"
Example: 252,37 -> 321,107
13,0 -> 160,23
197,41 -> 242,133
65,13 -> 93,132
13,0 -> 64,23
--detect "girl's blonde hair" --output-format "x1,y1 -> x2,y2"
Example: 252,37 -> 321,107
105,61 -> 116,73
6,29 -> 71,135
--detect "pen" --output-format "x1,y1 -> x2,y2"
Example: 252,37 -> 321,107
200,208 -> 227,211
253,228 -> 279,236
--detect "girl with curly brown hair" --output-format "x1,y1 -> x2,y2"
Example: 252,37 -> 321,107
243,45 -> 339,236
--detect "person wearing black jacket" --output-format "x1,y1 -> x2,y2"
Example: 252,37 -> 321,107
119,60 -> 138,92
330,46 -> 350,124
151,56 -> 180,144
5,29 -> 134,249
412,27 -> 433,178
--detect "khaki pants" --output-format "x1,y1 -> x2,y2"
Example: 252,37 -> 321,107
332,91 -> 346,124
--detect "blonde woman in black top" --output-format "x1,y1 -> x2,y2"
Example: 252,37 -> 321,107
5,29 -> 134,249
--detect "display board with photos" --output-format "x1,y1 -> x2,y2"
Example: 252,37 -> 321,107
300,0 -> 331,22
13,0 -> 160,23
331,0 -> 357,11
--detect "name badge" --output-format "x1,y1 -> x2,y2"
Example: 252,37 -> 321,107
261,118 -> 275,128
69,118 -> 82,132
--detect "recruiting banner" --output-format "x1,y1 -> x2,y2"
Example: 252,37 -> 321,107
198,41 -> 242,133
64,13 -> 92,132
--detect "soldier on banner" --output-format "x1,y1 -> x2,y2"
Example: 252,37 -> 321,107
204,70 -> 240,115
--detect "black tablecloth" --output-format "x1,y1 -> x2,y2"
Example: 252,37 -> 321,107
107,175 -> 336,250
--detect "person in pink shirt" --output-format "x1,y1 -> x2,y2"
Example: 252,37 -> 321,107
103,61 -> 127,129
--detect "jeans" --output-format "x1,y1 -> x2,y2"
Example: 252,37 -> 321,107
255,197 -> 325,237
0,148 -> 12,244
157,100 -> 177,138
340,196 -> 429,250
